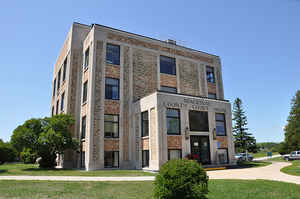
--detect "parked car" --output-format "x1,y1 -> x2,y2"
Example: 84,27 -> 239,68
283,151 -> 300,161
235,153 -> 254,162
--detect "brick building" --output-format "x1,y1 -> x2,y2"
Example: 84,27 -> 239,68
51,22 -> 235,171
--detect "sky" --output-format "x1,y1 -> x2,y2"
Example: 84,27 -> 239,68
0,0 -> 299,143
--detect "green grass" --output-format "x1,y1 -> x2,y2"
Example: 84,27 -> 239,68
0,163 -> 155,176
266,156 -> 286,162
0,180 -> 300,199
281,160 -> 300,176
252,152 -> 279,158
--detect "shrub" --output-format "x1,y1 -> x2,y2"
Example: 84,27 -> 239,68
0,143 -> 17,164
154,159 -> 209,199
20,148 -> 38,164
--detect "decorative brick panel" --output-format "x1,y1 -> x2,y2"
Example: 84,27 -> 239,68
92,41 -> 104,162
167,136 -> 182,149
160,74 -> 177,88
216,136 -> 228,148
132,49 -> 157,101
82,141 -> 86,152
104,139 -> 120,151
150,108 -> 157,160
105,64 -> 120,79
179,59 -> 200,96
208,82 -> 216,95
142,138 -> 149,150
122,46 -> 130,161
104,100 -> 120,115
83,69 -> 89,83
81,103 -> 87,117
108,33 -> 214,63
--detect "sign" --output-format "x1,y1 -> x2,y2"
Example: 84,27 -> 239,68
163,97 -> 209,111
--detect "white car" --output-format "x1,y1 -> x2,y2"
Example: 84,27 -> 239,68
235,153 -> 253,162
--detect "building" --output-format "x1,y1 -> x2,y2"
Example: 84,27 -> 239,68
51,22 -> 235,171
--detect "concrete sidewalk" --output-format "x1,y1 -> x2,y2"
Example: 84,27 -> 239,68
0,162 -> 299,185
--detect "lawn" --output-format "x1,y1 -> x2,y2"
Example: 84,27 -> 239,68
281,160 -> 300,176
0,163 -> 155,176
0,180 -> 300,199
252,152 -> 279,158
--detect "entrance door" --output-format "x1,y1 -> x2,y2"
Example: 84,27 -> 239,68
190,136 -> 211,165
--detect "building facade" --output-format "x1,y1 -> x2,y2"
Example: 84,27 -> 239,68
51,22 -> 235,171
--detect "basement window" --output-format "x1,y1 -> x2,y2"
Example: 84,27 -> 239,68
104,151 -> 119,168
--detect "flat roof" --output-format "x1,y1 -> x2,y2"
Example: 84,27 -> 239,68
73,22 -> 219,58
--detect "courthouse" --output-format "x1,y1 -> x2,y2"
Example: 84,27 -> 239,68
51,22 -> 235,170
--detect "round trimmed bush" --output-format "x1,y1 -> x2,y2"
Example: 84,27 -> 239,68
154,159 -> 209,199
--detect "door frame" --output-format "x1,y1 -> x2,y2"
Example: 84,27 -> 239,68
190,135 -> 211,165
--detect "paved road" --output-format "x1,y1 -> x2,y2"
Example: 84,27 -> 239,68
0,162 -> 299,185
253,154 -> 282,161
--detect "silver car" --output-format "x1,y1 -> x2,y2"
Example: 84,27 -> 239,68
235,153 -> 254,162
283,151 -> 300,161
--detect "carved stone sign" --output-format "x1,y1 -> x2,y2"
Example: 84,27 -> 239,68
163,98 -> 209,111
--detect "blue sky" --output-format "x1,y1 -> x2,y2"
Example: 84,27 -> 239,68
0,0 -> 299,143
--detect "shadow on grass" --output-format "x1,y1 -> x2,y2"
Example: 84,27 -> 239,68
226,161 -> 271,170
22,167 -> 78,172
0,170 -> 8,174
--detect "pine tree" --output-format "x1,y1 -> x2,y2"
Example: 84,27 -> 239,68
232,98 -> 258,153
283,90 -> 300,152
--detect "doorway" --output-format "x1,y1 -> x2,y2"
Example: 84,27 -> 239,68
190,135 -> 211,165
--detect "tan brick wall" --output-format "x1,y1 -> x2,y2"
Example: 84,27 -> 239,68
54,34 -> 70,74
108,33 -> 214,63
132,48 -> 157,101
104,139 -> 120,151
179,59 -> 200,96
122,46 -> 130,161
150,108 -> 157,160
142,138 -> 150,150
105,64 -> 120,79
208,82 -> 217,94
167,136 -> 182,149
216,136 -> 228,148
92,41 -> 104,162
104,100 -> 120,114
160,74 -> 177,88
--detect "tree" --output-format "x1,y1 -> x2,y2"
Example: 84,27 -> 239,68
10,114 -> 79,168
282,90 -> 300,153
0,139 -> 17,164
232,98 -> 258,153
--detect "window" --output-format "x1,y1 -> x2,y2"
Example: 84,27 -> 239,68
206,66 -> 215,83
60,92 -> 65,111
105,78 -> 119,100
160,55 -> 176,75
216,113 -> 226,136
81,116 -> 86,139
53,78 -> 56,97
84,47 -> 89,69
189,111 -> 209,132
104,151 -> 119,168
141,111 -> 149,137
160,86 -> 177,93
81,151 -> 85,168
51,106 -> 54,116
166,109 -> 180,135
218,149 -> 228,164
57,69 -> 61,91
106,44 -> 120,65
56,100 -> 59,115
82,81 -> 88,103
168,150 -> 182,160
142,150 -> 149,167
62,57 -> 67,81
208,93 -> 216,99
104,115 -> 119,138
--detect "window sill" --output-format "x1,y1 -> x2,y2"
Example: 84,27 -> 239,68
83,67 -> 89,73
82,101 -> 88,106
160,72 -> 176,76
81,138 -> 86,142
142,136 -> 149,139
167,134 -> 181,136
104,137 -> 120,139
